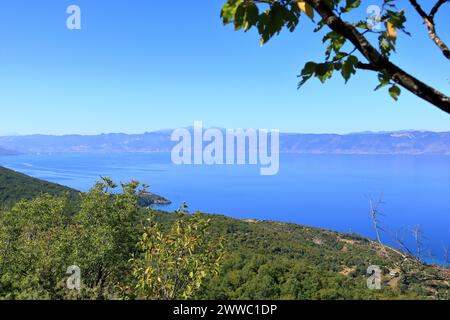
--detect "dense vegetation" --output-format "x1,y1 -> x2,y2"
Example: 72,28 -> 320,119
0,166 -> 168,209
196,215 -> 449,299
0,166 -> 79,207
0,171 -> 448,300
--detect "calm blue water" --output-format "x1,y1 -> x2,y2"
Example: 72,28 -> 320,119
1,153 -> 449,261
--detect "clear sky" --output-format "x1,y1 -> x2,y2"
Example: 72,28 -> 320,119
0,0 -> 449,135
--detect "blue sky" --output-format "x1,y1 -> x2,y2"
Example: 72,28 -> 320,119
0,0 -> 449,135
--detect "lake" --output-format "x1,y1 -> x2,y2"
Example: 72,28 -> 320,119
1,152 -> 449,261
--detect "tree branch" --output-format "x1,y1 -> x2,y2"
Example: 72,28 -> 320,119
356,62 -> 379,71
430,0 -> 448,20
306,0 -> 450,114
409,0 -> 450,60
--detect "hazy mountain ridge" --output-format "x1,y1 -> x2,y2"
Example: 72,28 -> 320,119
279,131 -> 450,154
0,130 -> 449,155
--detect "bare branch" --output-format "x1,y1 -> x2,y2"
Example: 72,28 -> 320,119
443,243 -> 449,268
412,224 -> 425,261
409,0 -> 450,60
356,62 -> 379,71
430,0 -> 448,20
394,231 -> 416,258
368,194 -> 384,244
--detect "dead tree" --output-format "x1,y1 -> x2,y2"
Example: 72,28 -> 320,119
368,194 -> 384,244
443,243 -> 449,268
412,224 -> 425,261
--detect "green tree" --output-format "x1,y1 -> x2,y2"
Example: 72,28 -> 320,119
72,178 -> 144,298
130,204 -> 224,300
220,0 -> 450,113
0,179 -> 147,299
0,195 -> 71,299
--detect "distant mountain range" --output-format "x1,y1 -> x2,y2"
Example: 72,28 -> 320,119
0,130 -> 449,155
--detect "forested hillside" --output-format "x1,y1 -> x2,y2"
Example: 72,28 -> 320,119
0,166 -> 79,207
197,215 -> 449,299
0,166 -> 170,209
0,172 -> 448,300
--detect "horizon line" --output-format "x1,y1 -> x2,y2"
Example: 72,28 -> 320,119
0,128 -> 449,138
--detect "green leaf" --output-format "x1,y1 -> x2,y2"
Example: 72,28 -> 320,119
340,0 -> 361,13
298,61 -> 317,88
234,2 -> 259,31
298,1 -> 314,21
301,61 -> 317,76
340,55 -> 358,83
315,62 -> 334,83
388,85 -> 401,101
221,0 -> 242,25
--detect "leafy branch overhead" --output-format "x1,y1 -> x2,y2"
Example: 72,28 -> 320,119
220,0 -> 450,114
